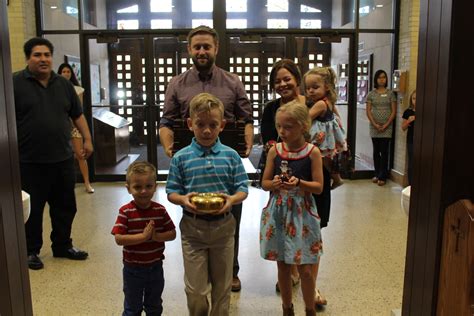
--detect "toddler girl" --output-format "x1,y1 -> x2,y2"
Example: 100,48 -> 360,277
304,67 -> 347,189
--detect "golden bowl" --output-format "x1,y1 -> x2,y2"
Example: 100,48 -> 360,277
191,193 -> 225,212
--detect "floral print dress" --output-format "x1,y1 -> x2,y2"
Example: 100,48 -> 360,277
260,142 -> 323,264
309,98 -> 347,158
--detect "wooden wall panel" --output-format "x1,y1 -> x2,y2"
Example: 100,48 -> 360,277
0,1 -> 33,315
402,0 -> 474,314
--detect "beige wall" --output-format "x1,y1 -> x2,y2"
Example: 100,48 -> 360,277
7,0 -> 36,72
392,0 -> 420,186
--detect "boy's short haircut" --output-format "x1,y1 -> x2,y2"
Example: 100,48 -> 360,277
126,161 -> 157,184
187,25 -> 219,44
189,93 -> 224,118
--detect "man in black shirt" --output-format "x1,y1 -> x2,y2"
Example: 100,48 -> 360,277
13,37 -> 93,270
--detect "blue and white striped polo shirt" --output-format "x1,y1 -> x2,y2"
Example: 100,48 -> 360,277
166,138 -> 248,196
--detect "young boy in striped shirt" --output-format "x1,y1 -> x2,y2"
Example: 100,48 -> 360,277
166,93 -> 249,316
112,161 -> 176,316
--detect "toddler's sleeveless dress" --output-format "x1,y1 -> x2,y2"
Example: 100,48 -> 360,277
309,98 -> 347,158
260,142 -> 323,264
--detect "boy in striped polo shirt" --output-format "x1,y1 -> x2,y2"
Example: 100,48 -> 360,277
112,161 -> 176,316
166,93 -> 249,316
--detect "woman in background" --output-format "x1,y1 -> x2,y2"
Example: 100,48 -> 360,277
402,90 -> 416,185
366,69 -> 396,186
58,63 -> 94,193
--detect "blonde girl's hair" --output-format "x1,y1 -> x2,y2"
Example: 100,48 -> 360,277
276,100 -> 312,140
189,92 -> 224,118
126,161 -> 157,184
303,66 -> 338,105
408,89 -> 416,109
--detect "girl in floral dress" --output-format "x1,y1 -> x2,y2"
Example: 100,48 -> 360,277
304,67 -> 347,189
260,100 -> 323,316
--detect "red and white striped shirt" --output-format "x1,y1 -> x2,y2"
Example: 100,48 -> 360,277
111,201 -> 175,266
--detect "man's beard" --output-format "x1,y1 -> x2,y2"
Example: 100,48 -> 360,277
192,55 -> 214,72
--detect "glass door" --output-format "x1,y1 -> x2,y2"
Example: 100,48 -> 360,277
228,36 -> 286,174
152,36 -> 190,174
228,34 -> 356,177
83,35 -> 159,180
293,34 -> 357,178
293,35 -> 353,160
80,32 -> 358,180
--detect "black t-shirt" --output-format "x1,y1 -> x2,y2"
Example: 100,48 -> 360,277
402,108 -> 415,144
13,68 -> 83,163
260,98 -> 280,145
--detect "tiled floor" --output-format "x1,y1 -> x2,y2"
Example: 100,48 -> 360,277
28,179 -> 407,315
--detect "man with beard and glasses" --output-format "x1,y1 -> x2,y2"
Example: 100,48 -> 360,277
159,25 -> 253,293
13,37 -> 93,270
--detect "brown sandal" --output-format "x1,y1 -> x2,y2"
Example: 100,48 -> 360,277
315,289 -> 327,306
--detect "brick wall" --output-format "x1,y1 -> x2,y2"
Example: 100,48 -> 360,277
7,0 -> 36,72
392,0 -> 420,186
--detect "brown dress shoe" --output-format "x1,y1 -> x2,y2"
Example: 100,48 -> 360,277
231,276 -> 241,292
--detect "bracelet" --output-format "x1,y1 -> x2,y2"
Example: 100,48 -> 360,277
296,178 -> 301,186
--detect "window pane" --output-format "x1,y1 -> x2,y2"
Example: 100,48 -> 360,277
150,0 -> 172,12
117,20 -> 139,30
300,4 -> 321,13
117,5 -> 138,13
44,34 -> 80,72
227,0 -> 247,12
267,0 -> 288,12
227,19 -> 248,29
301,19 -> 321,29
192,0 -> 212,12
41,0 -> 79,30
331,0 -> 356,29
359,0 -> 394,29
151,20 -> 172,29
192,19 -> 213,28
267,19 -> 288,29
224,0 -> 355,29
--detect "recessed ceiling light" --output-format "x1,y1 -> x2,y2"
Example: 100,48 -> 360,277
50,5 -> 58,9
376,4 -> 384,8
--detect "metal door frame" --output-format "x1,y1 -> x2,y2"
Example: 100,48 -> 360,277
81,32 -> 173,181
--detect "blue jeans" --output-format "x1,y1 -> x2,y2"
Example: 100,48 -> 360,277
123,261 -> 164,316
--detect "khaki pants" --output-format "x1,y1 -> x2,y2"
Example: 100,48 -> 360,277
180,214 -> 236,316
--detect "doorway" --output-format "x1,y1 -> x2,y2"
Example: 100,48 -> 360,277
80,32 -> 358,180
83,34 -> 191,180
